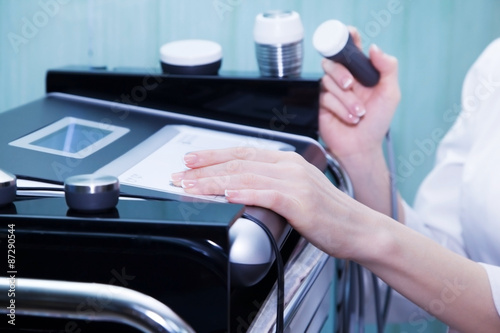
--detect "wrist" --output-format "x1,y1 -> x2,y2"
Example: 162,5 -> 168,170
349,209 -> 399,265
329,145 -> 397,218
335,146 -> 389,195
333,146 -> 385,171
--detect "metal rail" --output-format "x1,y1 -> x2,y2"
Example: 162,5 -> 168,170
0,277 -> 195,333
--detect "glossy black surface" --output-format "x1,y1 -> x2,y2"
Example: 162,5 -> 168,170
0,197 -> 246,332
0,197 -> 243,249
46,66 -> 321,139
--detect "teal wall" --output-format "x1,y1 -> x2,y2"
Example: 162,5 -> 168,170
2,0 -> 500,202
2,1 -> 500,332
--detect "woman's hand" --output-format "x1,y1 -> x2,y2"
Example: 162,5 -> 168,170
170,148 -> 500,333
319,28 -> 401,162
170,147 -> 371,258
318,28 -> 404,219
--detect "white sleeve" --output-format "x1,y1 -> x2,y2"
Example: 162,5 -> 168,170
383,39 -> 500,324
402,38 -> 500,320
403,39 -> 500,257
401,108 -> 471,257
480,263 -> 500,317
401,73 -> 474,256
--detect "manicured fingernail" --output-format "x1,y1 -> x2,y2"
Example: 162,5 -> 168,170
354,104 -> 366,117
181,179 -> 197,189
348,113 -> 360,124
170,172 -> 184,182
225,190 -> 239,198
342,77 -> 353,89
183,153 -> 197,166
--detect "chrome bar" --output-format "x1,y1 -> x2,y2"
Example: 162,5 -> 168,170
0,277 -> 195,333
326,153 -> 354,198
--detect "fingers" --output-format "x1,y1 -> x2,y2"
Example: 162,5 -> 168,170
170,147 -> 312,195
322,42 -> 397,87
321,61 -> 367,124
320,42 -> 400,126
322,58 -> 354,90
171,148 -> 308,190
181,147 -> 299,169
171,158 -> 292,188
178,173 -> 281,196
177,170 -> 303,222
369,44 -> 399,81
319,92 -> 361,125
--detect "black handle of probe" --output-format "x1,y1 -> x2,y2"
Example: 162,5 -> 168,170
329,34 -> 380,87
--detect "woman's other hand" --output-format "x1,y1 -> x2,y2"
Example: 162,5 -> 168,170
319,27 -> 401,162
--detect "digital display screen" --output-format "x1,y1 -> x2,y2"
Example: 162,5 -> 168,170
31,123 -> 113,153
9,117 -> 130,159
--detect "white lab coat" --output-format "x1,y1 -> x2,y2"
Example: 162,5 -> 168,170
405,36 -> 500,316
366,38 -> 500,329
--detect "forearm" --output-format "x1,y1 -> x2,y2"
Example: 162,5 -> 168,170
352,211 -> 500,332
174,146 -> 500,331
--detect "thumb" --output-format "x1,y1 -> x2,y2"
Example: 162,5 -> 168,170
369,44 -> 398,78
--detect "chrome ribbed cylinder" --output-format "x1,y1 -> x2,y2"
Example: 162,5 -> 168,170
255,40 -> 303,78
254,10 -> 304,78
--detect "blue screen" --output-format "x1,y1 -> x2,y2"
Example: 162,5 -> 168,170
31,123 -> 113,153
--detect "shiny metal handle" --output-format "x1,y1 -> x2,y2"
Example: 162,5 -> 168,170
0,277 -> 195,333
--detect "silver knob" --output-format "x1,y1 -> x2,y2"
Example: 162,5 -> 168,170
0,169 -> 16,206
64,174 -> 119,212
